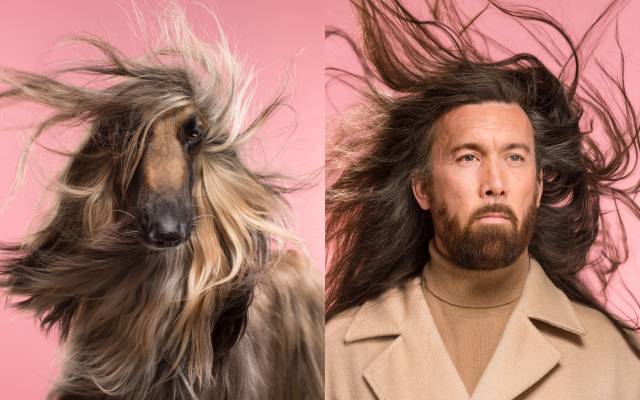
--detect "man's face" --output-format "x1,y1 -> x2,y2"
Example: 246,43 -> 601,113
412,102 -> 543,269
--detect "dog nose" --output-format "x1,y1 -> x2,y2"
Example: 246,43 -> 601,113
147,216 -> 188,247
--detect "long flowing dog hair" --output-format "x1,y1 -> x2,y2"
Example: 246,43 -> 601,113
0,7 -> 323,400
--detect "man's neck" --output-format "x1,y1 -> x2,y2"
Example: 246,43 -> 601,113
424,240 -> 530,308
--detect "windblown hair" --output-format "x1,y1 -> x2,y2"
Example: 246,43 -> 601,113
0,7 -> 323,400
325,0 -> 640,340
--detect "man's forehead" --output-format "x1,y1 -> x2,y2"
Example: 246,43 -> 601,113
434,102 -> 534,150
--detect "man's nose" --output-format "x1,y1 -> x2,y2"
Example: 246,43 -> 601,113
479,159 -> 507,198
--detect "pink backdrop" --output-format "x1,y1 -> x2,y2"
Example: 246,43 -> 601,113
326,0 -> 640,322
3,0 -> 640,397
0,1 -> 322,397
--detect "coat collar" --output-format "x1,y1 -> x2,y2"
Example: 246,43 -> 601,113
344,257 -> 587,400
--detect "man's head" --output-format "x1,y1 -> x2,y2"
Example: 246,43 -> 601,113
326,0 -> 640,329
412,102 -> 542,269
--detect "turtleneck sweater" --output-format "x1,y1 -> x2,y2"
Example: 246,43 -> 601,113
421,240 -> 530,395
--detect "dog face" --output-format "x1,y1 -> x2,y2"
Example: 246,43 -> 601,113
127,106 -> 204,248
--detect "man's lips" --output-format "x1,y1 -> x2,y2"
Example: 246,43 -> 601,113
479,212 -> 508,218
477,212 -> 510,222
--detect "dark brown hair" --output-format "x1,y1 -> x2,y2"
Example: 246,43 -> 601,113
326,0 -> 640,344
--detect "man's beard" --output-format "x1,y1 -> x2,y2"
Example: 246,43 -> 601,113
431,197 -> 537,270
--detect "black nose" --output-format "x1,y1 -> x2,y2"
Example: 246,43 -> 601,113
146,216 -> 188,247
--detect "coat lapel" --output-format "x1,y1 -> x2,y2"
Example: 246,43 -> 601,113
349,278 -> 469,400
470,308 -> 562,400
471,258 -> 587,400
344,258 -> 587,400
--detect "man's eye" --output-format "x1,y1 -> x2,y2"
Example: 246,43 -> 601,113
508,154 -> 524,162
459,154 -> 477,162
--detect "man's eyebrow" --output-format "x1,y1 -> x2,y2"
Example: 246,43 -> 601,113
449,142 -> 531,154
503,143 -> 531,153
449,143 -> 484,154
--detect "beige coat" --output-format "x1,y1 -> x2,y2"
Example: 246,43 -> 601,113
325,258 -> 640,399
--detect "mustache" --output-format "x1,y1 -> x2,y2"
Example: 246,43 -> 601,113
471,203 -> 517,224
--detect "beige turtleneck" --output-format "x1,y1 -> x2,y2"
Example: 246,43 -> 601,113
422,240 -> 530,394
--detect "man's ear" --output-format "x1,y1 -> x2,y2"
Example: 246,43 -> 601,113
535,170 -> 543,208
412,175 -> 431,210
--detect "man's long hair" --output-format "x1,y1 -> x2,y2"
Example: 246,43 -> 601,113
325,0 -> 640,338
0,7 -> 323,400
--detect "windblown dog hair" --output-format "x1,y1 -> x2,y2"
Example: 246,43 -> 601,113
0,8 -> 323,400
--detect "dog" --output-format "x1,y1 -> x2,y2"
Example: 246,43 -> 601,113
0,9 -> 323,400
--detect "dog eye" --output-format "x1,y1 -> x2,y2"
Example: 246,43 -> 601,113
183,116 -> 205,144
186,129 -> 204,143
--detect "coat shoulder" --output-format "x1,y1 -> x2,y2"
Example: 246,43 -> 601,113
326,306 -> 360,343
572,300 -> 636,340
325,306 -> 371,400
325,280 -> 420,400
570,300 -> 640,364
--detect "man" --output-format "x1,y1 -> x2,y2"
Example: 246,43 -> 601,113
325,1 -> 640,399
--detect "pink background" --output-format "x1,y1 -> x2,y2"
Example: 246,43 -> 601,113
0,1 -> 322,397
326,0 -> 640,325
2,0 -> 640,397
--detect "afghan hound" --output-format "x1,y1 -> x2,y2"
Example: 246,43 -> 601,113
0,9 -> 323,400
